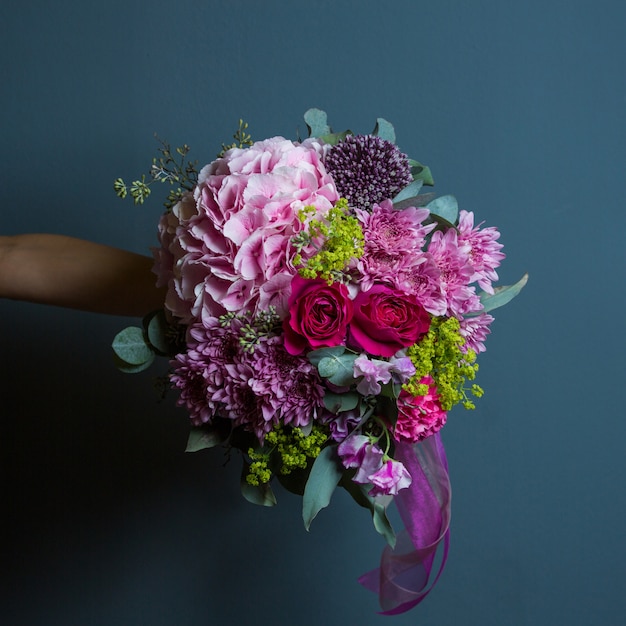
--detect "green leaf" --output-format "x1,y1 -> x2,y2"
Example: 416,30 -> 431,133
372,500 -> 397,548
185,425 -> 228,452
393,179 -> 424,204
318,353 -> 358,387
409,159 -> 434,186
302,445 -> 343,530
317,130 -> 351,146
393,192 -> 437,211
372,117 -> 396,143
427,195 -> 459,224
323,391 -> 360,414
112,326 -> 154,365
339,477 -> 396,548
145,309 -> 175,355
479,273 -> 528,313
112,352 -> 154,374
307,346 -> 346,367
240,462 -> 277,507
304,108 -> 331,138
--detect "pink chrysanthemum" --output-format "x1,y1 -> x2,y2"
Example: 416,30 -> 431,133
457,210 -> 505,294
355,200 -> 434,290
427,228 -> 481,317
459,312 -> 494,354
394,378 -> 447,443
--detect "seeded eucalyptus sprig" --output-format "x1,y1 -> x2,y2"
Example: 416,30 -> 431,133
114,137 -> 199,210
218,118 -> 253,157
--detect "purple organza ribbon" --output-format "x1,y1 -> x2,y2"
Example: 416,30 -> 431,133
359,432 -> 451,615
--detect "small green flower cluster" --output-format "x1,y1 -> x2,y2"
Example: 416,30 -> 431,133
293,198 -> 364,283
218,307 -> 281,353
246,424 -> 329,486
114,140 -> 198,209
404,316 -> 483,410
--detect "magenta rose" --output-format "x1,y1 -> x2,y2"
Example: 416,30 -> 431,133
349,285 -> 430,357
283,275 -> 353,355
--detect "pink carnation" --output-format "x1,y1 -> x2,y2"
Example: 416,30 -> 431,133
394,378 -> 447,443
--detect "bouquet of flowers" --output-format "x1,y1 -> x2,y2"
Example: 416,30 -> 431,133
113,109 -> 526,614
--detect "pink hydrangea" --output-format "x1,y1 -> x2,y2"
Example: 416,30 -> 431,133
153,137 -> 340,325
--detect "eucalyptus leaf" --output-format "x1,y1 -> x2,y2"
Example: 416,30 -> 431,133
303,445 -> 343,530
427,195 -> 459,224
372,117 -> 396,143
318,353 -> 359,387
479,273 -> 528,313
112,326 -> 154,366
393,192 -> 437,211
146,309 -> 175,356
340,477 -> 396,548
304,108 -> 331,138
318,130 -> 351,146
185,426 -> 228,452
409,159 -> 434,186
323,391 -> 360,414
372,501 -> 397,548
112,352 -> 154,374
307,346 -> 346,367
392,179 -> 424,204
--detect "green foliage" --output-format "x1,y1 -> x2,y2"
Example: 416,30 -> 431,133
479,273 -> 528,313
112,326 -> 154,370
218,118 -> 253,157
241,459 -> 277,506
294,199 -> 364,283
304,108 -> 331,138
405,317 -> 482,411
114,137 -> 199,211
372,117 -> 396,143
185,424 -> 230,452
409,159 -> 434,186
308,346 -> 359,387
302,444 -> 343,530
427,195 -> 459,225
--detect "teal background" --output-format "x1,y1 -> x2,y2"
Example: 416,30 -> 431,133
1,1 -> 625,624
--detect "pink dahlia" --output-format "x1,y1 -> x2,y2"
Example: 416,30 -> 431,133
394,378 -> 447,443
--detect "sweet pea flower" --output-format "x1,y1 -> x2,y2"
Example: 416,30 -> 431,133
368,458 -> 412,497
353,354 -> 393,396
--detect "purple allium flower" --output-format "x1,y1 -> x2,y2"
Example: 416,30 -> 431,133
324,135 -> 412,210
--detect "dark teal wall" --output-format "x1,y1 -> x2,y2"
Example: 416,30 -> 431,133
2,1 -> 625,624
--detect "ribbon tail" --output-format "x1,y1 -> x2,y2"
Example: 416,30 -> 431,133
359,432 -> 452,614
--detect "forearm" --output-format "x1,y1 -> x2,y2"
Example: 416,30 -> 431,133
0,234 -> 165,317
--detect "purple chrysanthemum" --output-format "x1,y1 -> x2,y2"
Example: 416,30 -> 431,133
324,135 -> 412,210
